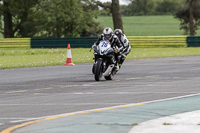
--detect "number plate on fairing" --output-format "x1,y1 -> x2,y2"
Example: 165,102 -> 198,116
98,41 -> 111,54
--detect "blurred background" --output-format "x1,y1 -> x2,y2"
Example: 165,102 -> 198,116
0,0 -> 200,38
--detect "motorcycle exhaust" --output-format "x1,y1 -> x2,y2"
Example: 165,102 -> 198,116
103,64 -> 114,76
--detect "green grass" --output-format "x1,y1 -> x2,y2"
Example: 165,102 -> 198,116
96,15 -> 200,36
0,48 -> 93,69
128,47 -> 200,59
1,15 -> 200,69
1,47 -> 200,69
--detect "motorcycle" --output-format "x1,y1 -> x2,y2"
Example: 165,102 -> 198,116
92,40 -> 119,81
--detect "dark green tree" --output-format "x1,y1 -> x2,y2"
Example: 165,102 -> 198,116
0,15 -> 2,35
33,0 -> 103,38
156,0 -> 181,15
0,1 -> 4,36
111,0 -> 123,32
98,2 -> 112,16
174,0 -> 200,35
121,0 -> 184,16
94,0 -> 124,32
0,0 -> 103,38
125,0 -> 156,15
1,0 -> 14,38
0,0 -> 38,38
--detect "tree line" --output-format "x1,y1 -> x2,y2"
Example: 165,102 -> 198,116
120,0 -> 200,35
0,0 -> 104,38
123,0 -> 184,16
0,0 -> 200,38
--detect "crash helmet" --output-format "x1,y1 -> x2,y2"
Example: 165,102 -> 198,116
103,27 -> 113,40
114,29 -> 123,39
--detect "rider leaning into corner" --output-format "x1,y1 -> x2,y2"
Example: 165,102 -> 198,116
92,27 -> 123,70
114,29 -> 131,68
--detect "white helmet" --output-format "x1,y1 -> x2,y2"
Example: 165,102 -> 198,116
103,27 -> 113,40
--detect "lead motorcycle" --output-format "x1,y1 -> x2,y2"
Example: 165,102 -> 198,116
92,40 -> 119,81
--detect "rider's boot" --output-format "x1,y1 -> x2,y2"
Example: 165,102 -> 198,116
114,58 -> 120,71
115,63 -> 119,71
103,64 -> 114,76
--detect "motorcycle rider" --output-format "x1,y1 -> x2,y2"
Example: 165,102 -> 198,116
114,29 -> 131,68
92,27 -> 123,70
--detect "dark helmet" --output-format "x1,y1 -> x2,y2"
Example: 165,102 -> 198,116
114,29 -> 123,39
103,27 -> 113,40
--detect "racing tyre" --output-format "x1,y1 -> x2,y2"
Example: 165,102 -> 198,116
104,74 -> 113,80
94,59 -> 103,81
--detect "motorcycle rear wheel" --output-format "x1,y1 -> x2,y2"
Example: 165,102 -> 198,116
104,74 -> 113,80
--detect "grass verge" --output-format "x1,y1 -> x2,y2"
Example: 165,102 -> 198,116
96,16 -> 200,36
0,47 -> 200,69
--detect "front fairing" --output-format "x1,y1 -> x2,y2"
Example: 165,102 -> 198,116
94,41 -> 113,56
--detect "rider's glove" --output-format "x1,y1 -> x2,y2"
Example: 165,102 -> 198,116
113,47 -> 120,54
92,43 -> 96,49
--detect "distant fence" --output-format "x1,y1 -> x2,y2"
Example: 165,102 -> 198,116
127,36 -> 187,47
187,36 -> 200,47
0,36 -> 200,48
0,38 -> 30,48
31,37 -> 98,48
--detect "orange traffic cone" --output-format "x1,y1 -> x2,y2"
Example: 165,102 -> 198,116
64,44 -> 75,66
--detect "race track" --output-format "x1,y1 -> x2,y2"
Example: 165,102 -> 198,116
0,56 -> 200,132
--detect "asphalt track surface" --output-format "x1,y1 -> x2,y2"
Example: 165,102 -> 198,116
0,56 -> 200,132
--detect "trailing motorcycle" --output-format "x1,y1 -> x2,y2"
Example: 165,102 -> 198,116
92,40 -> 119,81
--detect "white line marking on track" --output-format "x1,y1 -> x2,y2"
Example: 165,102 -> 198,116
145,75 -> 160,78
59,85 -> 79,88
0,118 -> 32,120
126,75 -> 160,80
0,85 -> 33,87
5,90 -> 27,94
71,92 -> 95,94
126,78 -> 141,80
34,87 -> 52,91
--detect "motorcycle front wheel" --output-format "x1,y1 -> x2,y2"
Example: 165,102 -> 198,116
94,59 -> 103,81
92,63 -> 96,74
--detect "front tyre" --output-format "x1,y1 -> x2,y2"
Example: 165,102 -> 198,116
92,63 -> 96,74
94,59 -> 103,81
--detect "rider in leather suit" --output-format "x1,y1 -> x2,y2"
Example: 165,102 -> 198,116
114,29 -> 131,68
93,27 -> 123,69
